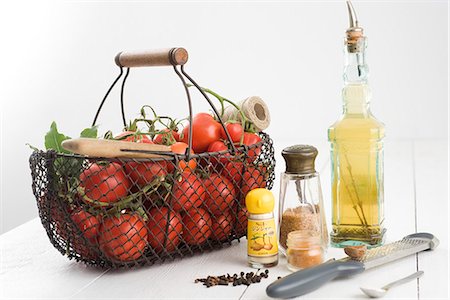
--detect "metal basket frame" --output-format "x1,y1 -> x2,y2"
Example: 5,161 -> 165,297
29,49 -> 276,268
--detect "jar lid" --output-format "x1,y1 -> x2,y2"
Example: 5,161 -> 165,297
281,145 -> 318,174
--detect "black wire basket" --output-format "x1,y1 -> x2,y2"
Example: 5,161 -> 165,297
29,48 -> 276,268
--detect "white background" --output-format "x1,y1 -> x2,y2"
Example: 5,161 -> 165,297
0,0 -> 448,234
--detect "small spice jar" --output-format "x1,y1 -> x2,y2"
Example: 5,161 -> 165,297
286,231 -> 324,271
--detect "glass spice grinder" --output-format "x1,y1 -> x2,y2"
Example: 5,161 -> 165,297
278,145 -> 328,255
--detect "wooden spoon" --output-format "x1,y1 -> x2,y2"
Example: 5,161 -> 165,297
61,138 -> 172,158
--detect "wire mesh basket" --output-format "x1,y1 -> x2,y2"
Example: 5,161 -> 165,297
29,48 -> 276,268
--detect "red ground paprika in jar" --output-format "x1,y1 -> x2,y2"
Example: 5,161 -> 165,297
286,231 -> 324,271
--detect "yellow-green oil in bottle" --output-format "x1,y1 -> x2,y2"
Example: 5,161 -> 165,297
328,83 -> 385,247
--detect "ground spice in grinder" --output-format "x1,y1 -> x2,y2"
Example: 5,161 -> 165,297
279,206 -> 322,249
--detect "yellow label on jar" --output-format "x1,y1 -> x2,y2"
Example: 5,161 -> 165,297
247,218 -> 278,257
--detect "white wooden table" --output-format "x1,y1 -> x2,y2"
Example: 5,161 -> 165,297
1,140 -> 448,299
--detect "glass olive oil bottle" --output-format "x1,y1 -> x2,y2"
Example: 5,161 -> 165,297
328,1 -> 385,247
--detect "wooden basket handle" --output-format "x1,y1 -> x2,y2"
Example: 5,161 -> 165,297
115,48 -> 188,68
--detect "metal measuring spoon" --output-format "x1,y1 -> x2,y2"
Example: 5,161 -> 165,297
360,271 -> 424,298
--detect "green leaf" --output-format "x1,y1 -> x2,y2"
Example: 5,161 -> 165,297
26,143 -> 40,151
44,122 -> 71,153
80,126 -> 98,138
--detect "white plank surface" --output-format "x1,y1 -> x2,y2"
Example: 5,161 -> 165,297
413,140 -> 449,299
242,140 -> 420,299
0,139 -> 447,300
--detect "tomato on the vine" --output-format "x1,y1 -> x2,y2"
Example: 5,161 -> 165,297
241,165 -> 267,197
153,129 -> 180,145
70,209 -> 100,242
70,209 -> 101,258
241,132 -> 262,162
181,113 -> 221,153
116,131 -> 167,187
211,210 -> 233,241
204,174 -> 236,215
98,213 -> 148,262
116,130 -> 152,143
182,207 -> 212,245
126,160 -> 167,188
221,161 -> 244,185
235,207 -> 249,236
220,123 -> 243,143
207,140 -> 230,167
170,142 -> 197,172
80,162 -> 130,204
147,207 -> 182,252
170,172 -> 205,212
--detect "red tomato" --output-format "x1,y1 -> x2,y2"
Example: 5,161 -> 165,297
242,133 -> 262,162
207,140 -> 230,167
98,214 -> 148,262
182,207 -> 212,245
242,166 -> 267,197
70,209 -> 101,258
80,162 -> 131,204
182,113 -> 221,153
221,161 -> 244,185
126,160 -> 167,187
204,174 -> 236,215
170,142 -> 197,172
153,129 -> 180,145
48,200 -> 72,240
116,131 -> 164,187
147,207 -> 182,252
116,131 -> 153,143
211,210 -> 233,241
70,209 -> 100,242
235,207 -> 249,236
220,123 -> 244,143
170,172 -> 205,212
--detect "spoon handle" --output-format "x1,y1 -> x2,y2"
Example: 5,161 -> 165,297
382,271 -> 424,290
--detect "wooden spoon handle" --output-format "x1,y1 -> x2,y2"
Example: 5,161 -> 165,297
61,138 -> 172,158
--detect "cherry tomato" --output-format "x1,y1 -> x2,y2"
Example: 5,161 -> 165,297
207,140 -> 230,167
70,209 -> 100,242
211,210 -> 233,241
204,174 -> 236,215
98,213 -> 148,262
221,161 -> 244,185
126,160 -> 167,187
182,113 -> 221,153
170,172 -> 205,212
46,197 -> 72,240
147,207 -> 182,252
220,123 -> 244,143
80,162 -> 130,204
182,207 -> 212,245
242,133 -> 262,162
116,130 -> 152,143
241,166 -> 267,197
170,142 -> 197,172
116,131 -> 166,187
235,207 -> 249,236
70,209 -> 101,258
153,129 -> 180,145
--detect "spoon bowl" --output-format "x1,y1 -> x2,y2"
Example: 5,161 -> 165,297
360,287 -> 387,298
360,271 -> 424,298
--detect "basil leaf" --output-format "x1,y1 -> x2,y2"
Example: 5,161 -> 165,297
80,126 -> 98,138
44,122 -> 71,154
